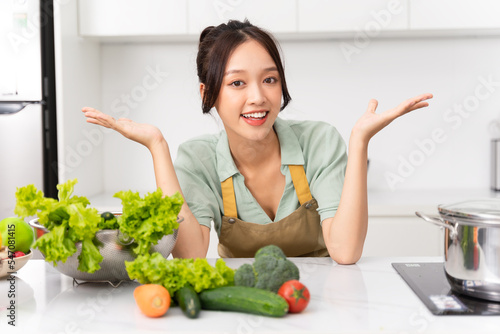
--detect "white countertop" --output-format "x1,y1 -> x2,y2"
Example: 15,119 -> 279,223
1,257 -> 499,334
89,188 -> 500,217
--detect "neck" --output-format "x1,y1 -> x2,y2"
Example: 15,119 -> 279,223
227,127 -> 281,172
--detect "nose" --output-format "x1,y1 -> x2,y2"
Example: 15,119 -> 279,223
247,82 -> 266,106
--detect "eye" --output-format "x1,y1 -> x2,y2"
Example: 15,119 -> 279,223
264,77 -> 278,84
230,80 -> 244,87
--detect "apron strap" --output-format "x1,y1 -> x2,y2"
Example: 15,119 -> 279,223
289,165 -> 313,205
221,176 -> 238,217
220,165 -> 313,218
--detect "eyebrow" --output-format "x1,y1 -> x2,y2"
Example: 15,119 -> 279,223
225,66 -> 278,76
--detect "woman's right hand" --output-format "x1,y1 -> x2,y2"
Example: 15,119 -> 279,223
82,107 -> 165,150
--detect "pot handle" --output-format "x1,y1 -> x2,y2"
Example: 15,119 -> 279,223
415,211 -> 457,236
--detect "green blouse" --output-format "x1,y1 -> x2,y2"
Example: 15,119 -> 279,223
174,117 -> 347,235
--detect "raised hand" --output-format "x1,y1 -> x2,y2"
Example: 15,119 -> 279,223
81,107 -> 165,149
352,93 -> 433,144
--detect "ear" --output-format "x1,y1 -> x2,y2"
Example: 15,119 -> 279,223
199,83 -> 206,101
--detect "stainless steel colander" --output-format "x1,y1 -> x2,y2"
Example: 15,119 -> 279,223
29,215 -> 182,284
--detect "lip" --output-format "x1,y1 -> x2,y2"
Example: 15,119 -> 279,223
240,111 -> 269,126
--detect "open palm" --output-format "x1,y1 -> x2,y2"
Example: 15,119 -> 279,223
353,93 -> 433,143
82,107 -> 164,149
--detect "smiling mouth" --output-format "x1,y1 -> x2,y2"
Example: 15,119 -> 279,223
241,111 -> 268,119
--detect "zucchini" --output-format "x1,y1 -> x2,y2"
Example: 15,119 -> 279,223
198,286 -> 288,317
175,285 -> 201,319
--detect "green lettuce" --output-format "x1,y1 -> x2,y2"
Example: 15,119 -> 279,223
15,179 -> 103,273
125,253 -> 235,295
114,188 -> 183,255
14,180 -> 185,275
77,238 -> 103,273
99,215 -> 119,230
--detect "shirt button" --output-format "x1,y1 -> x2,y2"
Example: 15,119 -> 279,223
228,218 -> 236,224
305,203 -> 312,209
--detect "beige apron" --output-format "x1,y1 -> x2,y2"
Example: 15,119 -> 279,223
218,165 -> 329,258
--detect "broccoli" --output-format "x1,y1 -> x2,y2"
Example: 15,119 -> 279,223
233,263 -> 256,287
234,245 -> 300,293
253,254 -> 278,273
254,244 -> 286,260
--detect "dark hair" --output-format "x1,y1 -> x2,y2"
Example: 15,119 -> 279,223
196,19 -> 291,114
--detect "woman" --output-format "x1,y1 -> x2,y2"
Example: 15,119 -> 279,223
83,20 -> 432,263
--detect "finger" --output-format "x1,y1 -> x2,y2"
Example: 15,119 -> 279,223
82,106 -> 99,113
86,118 -> 109,127
416,93 -> 433,101
397,94 -> 432,114
84,112 -> 117,129
409,93 -> 433,102
83,112 -> 106,124
82,107 -> 112,123
406,94 -> 432,109
407,93 -> 433,105
85,110 -> 115,123
366,99 -> 378,113
407,101 -> 429,112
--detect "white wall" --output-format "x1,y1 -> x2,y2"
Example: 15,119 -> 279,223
96,36 -> 500,194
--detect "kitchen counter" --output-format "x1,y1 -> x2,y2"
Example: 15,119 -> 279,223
1,257 -> 498,334
368,188 -> 500,217
89,188 -> 500,218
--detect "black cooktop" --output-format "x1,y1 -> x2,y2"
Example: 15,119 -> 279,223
392,262 -> 500,315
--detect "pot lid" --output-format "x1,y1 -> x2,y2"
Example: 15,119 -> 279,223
438,199 -> 500,224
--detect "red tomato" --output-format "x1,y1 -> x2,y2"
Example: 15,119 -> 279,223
277,280 -> 310,313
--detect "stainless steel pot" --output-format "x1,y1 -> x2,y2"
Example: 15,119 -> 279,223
416,199 -> 500,302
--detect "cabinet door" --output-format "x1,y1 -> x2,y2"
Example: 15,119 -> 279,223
410,0 -> 500,30
298,0 -> 408,32
78,0 -> 187,36
363,217 -> 444,257
187,0 -> 297,35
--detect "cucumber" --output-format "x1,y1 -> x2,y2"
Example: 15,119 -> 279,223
175,285 -> 201,319
198,286 -> 288,317
100,211 -> 115,220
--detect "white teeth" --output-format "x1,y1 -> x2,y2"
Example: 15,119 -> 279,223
242,112 -> 267,118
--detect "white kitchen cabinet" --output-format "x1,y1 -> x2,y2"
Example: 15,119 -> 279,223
187,0 -> 297,35
298,0 -> 409,33
363,216 -> 444,257
54,0 -> 103,197
410,0 -> 500,30
78,0 -> 187,37
76,0 -> 500,41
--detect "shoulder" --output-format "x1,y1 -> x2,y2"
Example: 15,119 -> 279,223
178,133 -> 219,152
177,134 -> 220,155
280,118 -> 344,147
285,118 -> 339,133
175,133 -> 220,168
277,118 -> 347,173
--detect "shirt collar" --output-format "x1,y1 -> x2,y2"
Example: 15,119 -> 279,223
274,117 -> 305,166
215,116 -> 305,183
215,130 -> 240,182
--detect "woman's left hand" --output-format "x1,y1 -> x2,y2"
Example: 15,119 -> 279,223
351,93 -> 433,145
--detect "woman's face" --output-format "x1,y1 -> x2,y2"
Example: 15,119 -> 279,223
213,39 -> 282,144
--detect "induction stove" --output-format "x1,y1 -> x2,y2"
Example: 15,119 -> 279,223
392,262 -> 500,315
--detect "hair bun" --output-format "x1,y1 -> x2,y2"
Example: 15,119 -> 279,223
199,26 -> 215,44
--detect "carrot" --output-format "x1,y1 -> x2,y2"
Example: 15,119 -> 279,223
134,284 -> 171,317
